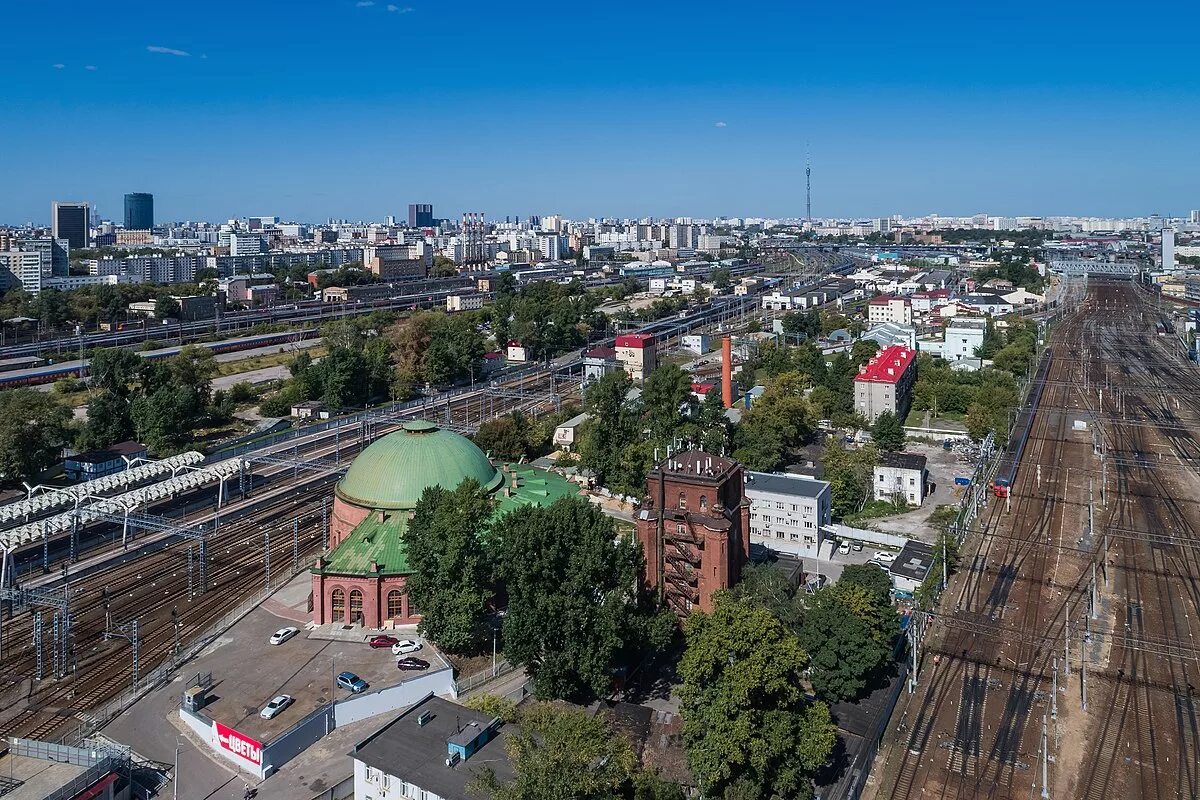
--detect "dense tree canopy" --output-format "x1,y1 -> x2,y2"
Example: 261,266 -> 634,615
472,703 -> 683,800
733,371 -> 816,471
403,479 -> 496,654
494,496 -> 673,701
680,593 -> 836,800
871,411 -> 905,452
799,573 -> 900,701
0,390 -> 74,483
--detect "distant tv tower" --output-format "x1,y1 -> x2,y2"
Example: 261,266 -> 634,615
805,147 -> 812,225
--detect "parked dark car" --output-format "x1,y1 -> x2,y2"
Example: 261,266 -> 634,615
396,657 -> 430,671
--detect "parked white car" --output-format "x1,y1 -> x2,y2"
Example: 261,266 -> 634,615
872,551 -> 897,565
260,694 -> 293,719
269,627 -> 299,646
391,639 -> 422,656
838,541 -> 851,555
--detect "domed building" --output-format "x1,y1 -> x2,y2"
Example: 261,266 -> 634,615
311,420 -> 579,628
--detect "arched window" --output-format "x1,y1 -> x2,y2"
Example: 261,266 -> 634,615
699,495 -> 708,511
331,588 -> 345,622
678,492 -> 687,510
349,590 -> 364,625
387,590 -> 404,620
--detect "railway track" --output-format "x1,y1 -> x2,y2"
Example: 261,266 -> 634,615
872,279 -> 1200,800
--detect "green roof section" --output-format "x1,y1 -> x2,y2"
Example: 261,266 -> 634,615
321,513 -> 411,576
316,463 -> 581,578
335,421 -> 503,510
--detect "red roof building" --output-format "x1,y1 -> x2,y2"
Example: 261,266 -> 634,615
615,333 -> 657,381
854,345 -> 917,423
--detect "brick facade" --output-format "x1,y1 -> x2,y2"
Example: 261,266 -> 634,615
636,450 -> 750,616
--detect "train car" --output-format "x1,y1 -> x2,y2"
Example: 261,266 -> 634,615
0,361 -> 87,389
0,329 -> 320,389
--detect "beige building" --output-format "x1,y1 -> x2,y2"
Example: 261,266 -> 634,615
615,333 -> 657,381
867,295 -> 913,326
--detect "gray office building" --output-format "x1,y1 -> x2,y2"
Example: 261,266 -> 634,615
407,203 -> 434,228
124,193 -> 154,231
52,201 -> 90,249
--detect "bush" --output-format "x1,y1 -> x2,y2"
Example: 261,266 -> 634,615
227,382 -> 256,404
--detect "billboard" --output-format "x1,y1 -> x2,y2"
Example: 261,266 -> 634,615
214,720 -> 263,767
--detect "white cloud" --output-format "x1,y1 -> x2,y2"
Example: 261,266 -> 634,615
84,65 -> 97,71
389,5 -> 414,11
356,1 -> 374,6
714,121 -> 727,128
147,45 -> 191,57
52,63 -> 65,69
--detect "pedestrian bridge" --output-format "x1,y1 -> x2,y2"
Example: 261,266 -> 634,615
1049,259 -> 1141,277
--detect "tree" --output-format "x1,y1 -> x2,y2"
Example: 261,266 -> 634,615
403,479 -> 496,654
965,403 -> 992,442
88,347 -> 143,394
850,339 -> 880,367
640,363 -> 694,441
823,442 -> 877,519
632,771 -> 687,800
473,414 -> 532,461
839,563 -> 894,599
732,563 -> 803,634
154,295 -> 181,319
0,390 -> 73,483
798,577 -> 899,702
472,703 -> 636,800
871,411 -> 905,452
680,593 -> 836,800
711,267 -> 732,291
78,390 -> 135,450
733,372 -> 815,471
494,496 -> 668,701
578,371 -> 640,493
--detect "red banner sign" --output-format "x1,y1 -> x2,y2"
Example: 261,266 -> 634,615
214,721 -> 263,766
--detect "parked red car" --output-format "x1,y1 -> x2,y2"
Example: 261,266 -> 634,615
368,635 -> 400,649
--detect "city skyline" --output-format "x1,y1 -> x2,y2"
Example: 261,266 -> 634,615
2,0 -> 1197,222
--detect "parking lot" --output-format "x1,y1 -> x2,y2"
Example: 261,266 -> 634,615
191,608 -> 440,741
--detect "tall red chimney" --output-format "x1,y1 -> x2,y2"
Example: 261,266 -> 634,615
721,336 -> 733,409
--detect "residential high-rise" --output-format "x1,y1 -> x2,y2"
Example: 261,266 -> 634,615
51,201 -> 89,249
408,203 -> 434,228
123,193 -> 154,231
1163,228 -> 1176,271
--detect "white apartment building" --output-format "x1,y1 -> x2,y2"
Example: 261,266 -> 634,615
874,452 -> 928,505
941,317 -> 986,361
0,251 -> 47,294
745,471 -> 832,559
446,293 -> 484,312
228,233 -> 266,257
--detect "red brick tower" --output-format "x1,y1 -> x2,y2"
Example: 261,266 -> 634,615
636,450 -> 750,617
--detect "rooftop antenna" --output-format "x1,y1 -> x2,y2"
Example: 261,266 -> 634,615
805,144 -> 812,227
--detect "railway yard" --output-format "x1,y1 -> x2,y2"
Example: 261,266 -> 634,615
875,279 -> 1200,800
0,282 -> 777,756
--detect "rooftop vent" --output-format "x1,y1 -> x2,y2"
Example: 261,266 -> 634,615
417,711 -> 433,727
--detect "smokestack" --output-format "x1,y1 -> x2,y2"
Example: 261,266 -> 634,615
721,336 -> 733,409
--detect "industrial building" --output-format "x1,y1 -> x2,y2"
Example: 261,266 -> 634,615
744,471 -> 832,559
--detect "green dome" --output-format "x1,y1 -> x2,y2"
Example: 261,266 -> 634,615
335,421 -> 502,510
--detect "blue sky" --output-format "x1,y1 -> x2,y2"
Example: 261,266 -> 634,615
3,0 -> 1197,224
